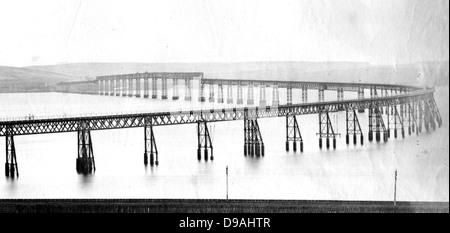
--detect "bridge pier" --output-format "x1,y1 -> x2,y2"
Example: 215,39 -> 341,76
337,88 -> 344,101
109,79 -> 113,96
144,78 -> 149,98
337,88 -> 345,110
259,84 -> 266,106
144,122 -> 158,166
244,114 -> 264,157
117,79 -> 122,96
122,79 -> 127,97
237,84 -> 243,105
318,111 -> 338,149
423,99 -> 440,132
302,87 -> 308,103
5,132 -> 19,178
102,80 -> 105,96
102,79 -> 108,96
172,79 -> 179,100
387,105 -> 404,139
226,83 -> 233,104
209,83 -> 215,102
135,77 -> 141,97
185,79 -> 192,101
286,85 -> 292,105
113,79 -> 118,96
104,80 -> 107,96
102,80 -> 107,95
105,80 -> 109,96
76,127 -> 95,175
406,103 -> 412,135
357,87 -> 365,113
116,79 -> 120,96
410,103 -> 417,135
161,78 -> 168,99
286,114 -> 303,152
346,110 -> 363,145
217,84 -> 224,103
199,83 -> 206,102
272,84 -> 279,106
417,101 -> 423,133
379,88 -> 384,114
368,106 -> 388,143
120,78 -> 125,97
98,80 -> 103,95
426,98 -> 442,130
247,85 -> 254,105
128,78 -> 134,97
424,101 -> 434,132
98,80 -> 102,95
152,78 -> 158,99
318,87 -> 325,103
108,79 -> 111,96
197,121 -> 213,161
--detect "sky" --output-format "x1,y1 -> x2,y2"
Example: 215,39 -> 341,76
0,0 -> 448,67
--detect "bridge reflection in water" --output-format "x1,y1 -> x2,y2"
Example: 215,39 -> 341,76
0,72 -> 442,178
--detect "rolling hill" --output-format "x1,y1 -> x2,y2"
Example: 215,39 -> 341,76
26,61 -> 448,87
0,66 -> 80,92
0,60 -> 447,93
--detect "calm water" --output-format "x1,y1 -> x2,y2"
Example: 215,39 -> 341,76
0,84 -> 448,201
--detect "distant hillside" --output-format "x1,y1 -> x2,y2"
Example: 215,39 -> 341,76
1,60 -> 447,93
25,61 -> 371,78
0,66 -> 80,92
25,61 -> 448,87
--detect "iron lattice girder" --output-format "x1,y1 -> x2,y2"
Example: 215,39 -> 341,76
0,90 -> 438,136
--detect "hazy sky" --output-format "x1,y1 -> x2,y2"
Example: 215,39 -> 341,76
0,0 -> 448,67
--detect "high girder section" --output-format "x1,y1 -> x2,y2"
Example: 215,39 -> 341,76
57,72 -> 419,95
97,72 -> 204,81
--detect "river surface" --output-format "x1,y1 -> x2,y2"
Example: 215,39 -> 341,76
0,84 -> 448,201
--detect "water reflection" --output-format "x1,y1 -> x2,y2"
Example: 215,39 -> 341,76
78,174 -> 95,188
0,87 -> 448,201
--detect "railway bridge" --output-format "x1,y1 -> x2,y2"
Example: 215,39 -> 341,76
0,72 -> 442,178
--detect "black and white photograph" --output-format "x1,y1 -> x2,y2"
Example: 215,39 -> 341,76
0,0 -> 448,217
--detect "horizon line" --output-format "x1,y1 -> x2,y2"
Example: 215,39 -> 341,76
14,59 -> 449,68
